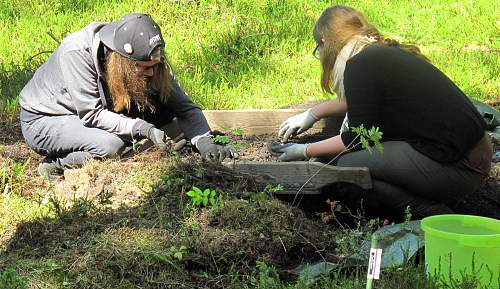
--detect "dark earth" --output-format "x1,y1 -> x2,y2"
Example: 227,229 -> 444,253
1,112 -> 499,221
215,129 -> 500,221
0,112 -> 499,288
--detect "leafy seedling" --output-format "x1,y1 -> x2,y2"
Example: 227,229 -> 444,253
232,127 -> 244,136
186,186 -> 218,207
213,135 -> 231,145
350,124 -> 383,154
169,245 -> 187,261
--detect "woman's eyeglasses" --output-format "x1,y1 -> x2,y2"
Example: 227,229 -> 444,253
312,43 -> 322,59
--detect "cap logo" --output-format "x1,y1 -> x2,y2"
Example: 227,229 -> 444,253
123,43 -> 133,54
149,34 -> 161,46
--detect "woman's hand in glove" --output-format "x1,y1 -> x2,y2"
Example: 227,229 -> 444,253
196,136 -> 237,162
269,142 -> 309,162
278,109 -> 319,142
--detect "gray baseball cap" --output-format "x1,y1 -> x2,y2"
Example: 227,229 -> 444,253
99,13 -> 165,61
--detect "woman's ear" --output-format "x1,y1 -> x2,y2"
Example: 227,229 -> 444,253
321,37 -> 325,44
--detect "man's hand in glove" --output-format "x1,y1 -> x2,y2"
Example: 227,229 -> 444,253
146,127 -> 173,150
269,142 -> 309,162
278,108 -> 319,142
196,136 -> 236,162
134,121 -> 172,150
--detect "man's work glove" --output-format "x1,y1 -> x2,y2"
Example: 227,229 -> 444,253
146,127 -> 173,150
269,142 -> 309,162
134,121 -> 173,150
278,109 -> 319,142
195,136 -> 236,162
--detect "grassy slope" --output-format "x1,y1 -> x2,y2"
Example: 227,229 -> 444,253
0,0 -> 498,112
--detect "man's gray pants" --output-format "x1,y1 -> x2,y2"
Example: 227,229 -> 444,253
21,114 -> 127,170
336,141 -> 486,218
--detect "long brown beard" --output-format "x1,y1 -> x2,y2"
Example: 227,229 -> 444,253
105,52 -> 173,113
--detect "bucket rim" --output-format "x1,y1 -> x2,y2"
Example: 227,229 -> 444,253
421,214 -> 500,243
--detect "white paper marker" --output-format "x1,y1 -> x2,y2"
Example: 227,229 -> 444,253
367,248 -> 382,280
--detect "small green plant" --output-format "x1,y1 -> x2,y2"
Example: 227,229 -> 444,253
251,184 -> 283,203
212,135 -> 231,145
232,142 -> 248,151
264,184 -> 283,194
168,245 -> 187,261
186,186 -> 217,207
250,191 -> 268,203
248,261 -> 281,288
131,138 -> 139,152
232,127 -> 244,136
351,124 -> 383,154
1,158 -> 30,195
190,222 -> 199,231
134,174 -> 153,192
404,205 -> 413,225
11,158 -> 30,177
161,174 -> 186,190
0,268 -> 27,289
194,167 -> 204,178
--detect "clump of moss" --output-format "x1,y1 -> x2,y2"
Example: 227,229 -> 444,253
67,227 -> 197,288
179,198 -> 338,273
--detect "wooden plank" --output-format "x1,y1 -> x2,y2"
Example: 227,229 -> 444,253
224,161 -> 372,194
203,109 -> 343,136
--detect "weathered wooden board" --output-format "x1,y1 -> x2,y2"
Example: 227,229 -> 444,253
204,109 -> 371,193
203,109 -> 343,136
224,161 -> 372,195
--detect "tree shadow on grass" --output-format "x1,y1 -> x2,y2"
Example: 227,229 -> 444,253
0,62 -> 40,114
0,164 -> 217,288
2,0 -> 124,19
0,157 -> 340,288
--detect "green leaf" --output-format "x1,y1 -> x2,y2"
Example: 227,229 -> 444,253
213,135 -> 231,144
193,196 -> 203,206
192,186 -> 202,194
174,252 -> 183,260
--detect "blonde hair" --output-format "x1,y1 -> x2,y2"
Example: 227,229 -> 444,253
105,50 -> 173,113
314,5 -> 428,94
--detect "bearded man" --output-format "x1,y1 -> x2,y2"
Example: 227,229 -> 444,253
19,13 -> 235,178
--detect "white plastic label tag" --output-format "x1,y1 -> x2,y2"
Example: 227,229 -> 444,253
367,248 -> 382,280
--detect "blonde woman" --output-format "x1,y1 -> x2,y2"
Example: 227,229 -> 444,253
274,5 -> 492,218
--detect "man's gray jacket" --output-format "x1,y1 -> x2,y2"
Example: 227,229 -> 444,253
19,22 -> 210,140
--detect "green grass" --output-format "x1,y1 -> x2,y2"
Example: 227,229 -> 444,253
0,195 -> 53,233
0,0 -> 498,112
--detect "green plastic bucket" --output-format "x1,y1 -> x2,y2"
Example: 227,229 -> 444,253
421,214 -> 500,288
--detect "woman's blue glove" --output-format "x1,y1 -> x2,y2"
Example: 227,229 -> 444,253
269,142 -> 309,162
